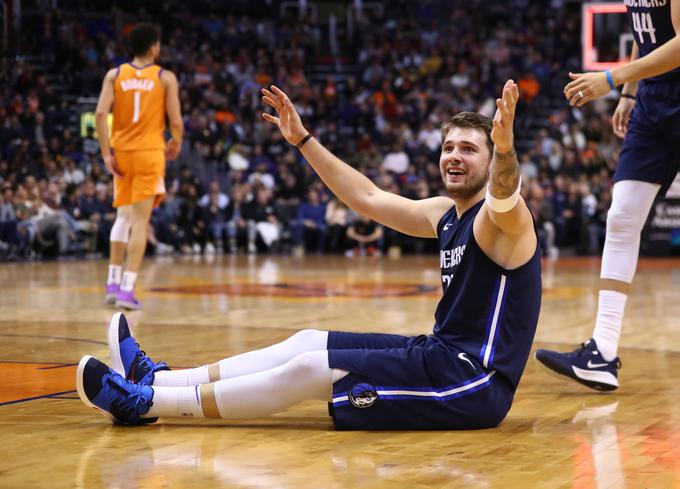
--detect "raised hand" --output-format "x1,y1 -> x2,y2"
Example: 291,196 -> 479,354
612,97 -> 636,139
564,71 -> 611,107
261,85 -> 309,147
491,80 -> 519,153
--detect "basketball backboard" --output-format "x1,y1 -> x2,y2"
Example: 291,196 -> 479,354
582,2 -> 633,71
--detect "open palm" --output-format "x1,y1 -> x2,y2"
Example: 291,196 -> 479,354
261,85 -> 308,146
491,80 -> 519,153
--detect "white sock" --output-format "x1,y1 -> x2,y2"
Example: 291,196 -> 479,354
107,265 -> 122,285
592,290 -> 627,361
153,366 -> 211,387
144,385 -> 205,419
120,271 -> 138,292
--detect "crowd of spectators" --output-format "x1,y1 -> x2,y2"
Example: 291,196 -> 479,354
1,0 -> 624,261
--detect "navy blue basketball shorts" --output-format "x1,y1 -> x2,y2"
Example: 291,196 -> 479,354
326,331 -> 513,430
615,80 -> 680,196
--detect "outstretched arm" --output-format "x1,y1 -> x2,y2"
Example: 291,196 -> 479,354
485,80 -> 533,234
565,2 -> 680,107
474,80 -> 535,269
261,86 -> 452,238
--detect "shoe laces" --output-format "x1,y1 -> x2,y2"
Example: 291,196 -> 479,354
572,342 -> 590,358
135,344 -> 167,371
107,373 -> 151,413
577,342 -> 622,369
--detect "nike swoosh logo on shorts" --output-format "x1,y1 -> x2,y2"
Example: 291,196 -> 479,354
458,352 -> 475,369
587,360 -> 609,368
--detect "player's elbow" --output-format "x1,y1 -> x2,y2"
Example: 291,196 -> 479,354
350,188 -> 380,217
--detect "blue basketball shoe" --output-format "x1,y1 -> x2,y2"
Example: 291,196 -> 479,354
108,312 -> 169,385
535,338 -> 621,391
76,355 -> 156,425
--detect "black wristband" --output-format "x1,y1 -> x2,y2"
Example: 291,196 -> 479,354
620,94 -> 636,100
296,133 -> 312,150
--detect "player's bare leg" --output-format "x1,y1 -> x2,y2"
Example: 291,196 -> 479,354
116,197 -> 155,310
105,206 -> 131,304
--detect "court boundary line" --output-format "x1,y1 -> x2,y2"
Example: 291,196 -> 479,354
0,333 -> 107,345
0,389 -> 77,407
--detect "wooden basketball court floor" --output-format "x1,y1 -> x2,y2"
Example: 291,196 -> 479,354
1,254 -> 679,488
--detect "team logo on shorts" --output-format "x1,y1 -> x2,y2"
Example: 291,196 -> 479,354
349,383 -> 378,409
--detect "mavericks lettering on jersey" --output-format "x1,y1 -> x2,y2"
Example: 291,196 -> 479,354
624,0 -> 667,7
440,244 -> 466,288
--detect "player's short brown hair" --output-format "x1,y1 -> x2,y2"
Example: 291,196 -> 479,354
440,112 -> 493,157
129,23 -> 161,57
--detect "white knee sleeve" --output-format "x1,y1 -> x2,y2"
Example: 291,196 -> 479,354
110,205 -> 132,243
601,181 -> 660,283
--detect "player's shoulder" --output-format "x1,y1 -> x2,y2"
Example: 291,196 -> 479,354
418,195 -> 455,234
104,66 -> 120,82
421,195 -> 455,217
159,68 -> 178,85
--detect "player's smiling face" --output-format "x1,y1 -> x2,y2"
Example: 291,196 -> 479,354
439,127 -> 491,200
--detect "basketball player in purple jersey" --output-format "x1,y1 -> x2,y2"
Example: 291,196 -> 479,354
537,0 -> 680,391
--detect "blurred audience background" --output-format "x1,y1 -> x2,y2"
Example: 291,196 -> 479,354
1,0 -> 628,260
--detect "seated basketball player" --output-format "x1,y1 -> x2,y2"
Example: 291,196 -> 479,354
76,80 -> 542,430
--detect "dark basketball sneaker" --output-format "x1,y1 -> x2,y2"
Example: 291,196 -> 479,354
108,312 -> 169,385
76,355 -> 156,425
535,338 -> 621,391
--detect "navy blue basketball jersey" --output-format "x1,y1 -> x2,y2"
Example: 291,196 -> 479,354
626,0 -> 680,82
434,200 -> 542,390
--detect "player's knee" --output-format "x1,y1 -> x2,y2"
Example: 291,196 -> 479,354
283,351 -> 325,379
110,207 -> 132,243
606,207 -> 644,236
289,329 -> 325,347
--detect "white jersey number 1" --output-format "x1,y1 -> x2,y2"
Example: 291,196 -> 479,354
132,91 -> 141,123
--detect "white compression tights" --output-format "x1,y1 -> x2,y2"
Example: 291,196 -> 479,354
145,332 -> 349,420
600,180 -> 660,283
211,350 -> 338,418
153,329 -> 332,386
593,180 -> 660,360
